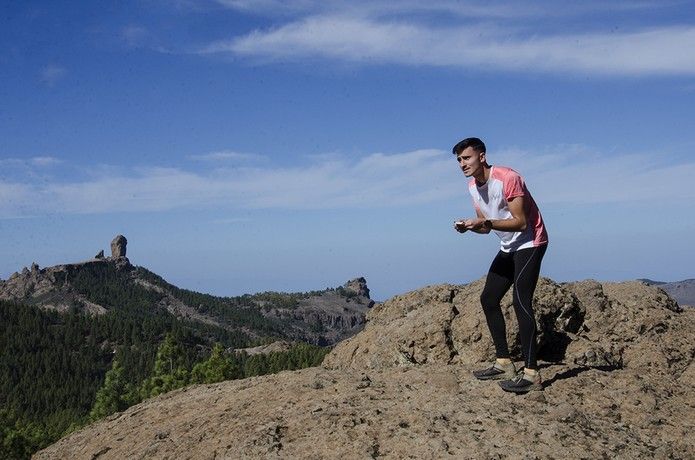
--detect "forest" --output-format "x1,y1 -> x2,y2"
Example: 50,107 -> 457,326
0,263 -> 333,459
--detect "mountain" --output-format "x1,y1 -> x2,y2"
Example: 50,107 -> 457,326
0,236 -> 374,458
36,278 -> 695,459
639,278 -> 695,307
0,236 -> 374,346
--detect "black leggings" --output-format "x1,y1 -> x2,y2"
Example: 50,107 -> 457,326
480,244 -> 547,369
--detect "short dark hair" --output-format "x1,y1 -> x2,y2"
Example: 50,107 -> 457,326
452,137 -> 486,156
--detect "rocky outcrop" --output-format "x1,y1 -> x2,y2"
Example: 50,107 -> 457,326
0,236 -> 373,346
95,250 -> 105,259
110,235 -> 127,258
643,278 -> 695,307
235,340 -> 293,356
35,278 -> 695,459
254,280 -> 374,346
0,260 -> 111,314
323,277 -> 587,369
343,277 -> 371,298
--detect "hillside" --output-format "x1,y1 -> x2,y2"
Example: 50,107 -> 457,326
0,236 -> 374,346
640,279 -> 695,307
0,236 -> 373,458
35,278 -> 695,459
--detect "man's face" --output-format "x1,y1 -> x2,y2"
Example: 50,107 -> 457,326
456,146 -> 485,178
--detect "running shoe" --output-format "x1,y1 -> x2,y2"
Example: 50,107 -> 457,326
472,361 -> 517,380
499,370 -> 543,393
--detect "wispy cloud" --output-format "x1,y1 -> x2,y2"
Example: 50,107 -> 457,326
215,0 -> 670,20
30,156 -> 62,167
40,65 -> 67,86
200,1 -> 695,76
0,156 -> 61,167
188,150 -> 266,162
492,146 -> 695,205
0,146 -> 692,218
202,15 -> 695,76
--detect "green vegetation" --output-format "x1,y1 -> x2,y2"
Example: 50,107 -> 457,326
0,298 -> 330,459
0,262 -> 344,458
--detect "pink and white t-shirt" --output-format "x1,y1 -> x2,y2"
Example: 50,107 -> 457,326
468,165 -> 548,252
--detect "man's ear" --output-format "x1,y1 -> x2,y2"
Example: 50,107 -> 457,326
479,151 -> 487,164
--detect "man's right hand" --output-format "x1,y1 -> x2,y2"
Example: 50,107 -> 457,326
454,221 -> 468,233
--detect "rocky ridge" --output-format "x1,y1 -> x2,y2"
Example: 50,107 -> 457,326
36,278 -> 695,459
0,237 -> 373,346
641,278 -> 695,307
260,277 -> 374,345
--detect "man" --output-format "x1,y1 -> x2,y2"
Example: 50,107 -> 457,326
452,137 -> 548,393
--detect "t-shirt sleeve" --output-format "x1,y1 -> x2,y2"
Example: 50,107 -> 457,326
503,171 -> 526,200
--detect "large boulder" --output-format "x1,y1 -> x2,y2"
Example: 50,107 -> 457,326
110,235 -> 127,258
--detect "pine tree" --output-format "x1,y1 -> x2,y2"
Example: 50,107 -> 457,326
190,344 -> 233,384
89,359 -> 135,421
139,334 -> 190,398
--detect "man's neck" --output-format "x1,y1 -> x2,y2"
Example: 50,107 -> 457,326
475,164 -> 491,186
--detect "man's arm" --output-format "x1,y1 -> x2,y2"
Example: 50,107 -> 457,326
464,196 -> 527,233
465,208 -> 492,234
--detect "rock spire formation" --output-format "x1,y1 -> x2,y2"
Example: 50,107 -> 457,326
36,278 -> 695,459
110,235 -> 127,258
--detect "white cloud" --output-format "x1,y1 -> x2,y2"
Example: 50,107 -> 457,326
0,156 -> 61,167
40,65 -> 67,86
492,147 -> 695,205
203,15 -> 695,76
0,146 -> 692,218
188,150 -> 265,162
30,156 -> 62,167
214,0 -> 669,20
201,0 -> 695,76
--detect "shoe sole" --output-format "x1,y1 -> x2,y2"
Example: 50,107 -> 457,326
498,382 -> 543,393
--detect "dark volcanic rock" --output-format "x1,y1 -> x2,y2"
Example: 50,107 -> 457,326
95,250 -> 105,259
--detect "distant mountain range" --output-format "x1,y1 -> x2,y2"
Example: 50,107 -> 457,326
639,279 -> 695,307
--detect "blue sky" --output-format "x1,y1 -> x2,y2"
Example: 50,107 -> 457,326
1,0 -> 694,300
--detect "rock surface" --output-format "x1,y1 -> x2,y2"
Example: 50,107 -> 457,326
257,279 -> 374,346
235,340 -> 294,356
35,278 -> 695,459
0,259 -> 113,315
642,278 -> 695,307
343,277 -> 371,298
110,234 -> 127,258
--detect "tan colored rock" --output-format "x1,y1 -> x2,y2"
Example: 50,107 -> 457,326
325,277 -> 584,370
35,361 -> 695,459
